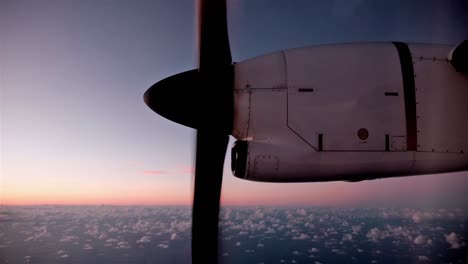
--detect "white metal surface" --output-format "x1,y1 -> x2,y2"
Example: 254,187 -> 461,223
285,43 -> 406,151
232,42 -> 468,182
410,44 -> 468,153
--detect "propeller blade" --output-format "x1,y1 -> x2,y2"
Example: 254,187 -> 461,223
144,2 -> 233,263
192,1 -> 232,263
198,0 -> 232,71
192,132 -> 229,264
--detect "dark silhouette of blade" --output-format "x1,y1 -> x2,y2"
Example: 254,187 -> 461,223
192,1 -> 232,263
192,132 -> 228,264
197,0 -> 232,70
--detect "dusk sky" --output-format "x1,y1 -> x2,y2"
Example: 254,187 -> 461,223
1,0 -> 467,208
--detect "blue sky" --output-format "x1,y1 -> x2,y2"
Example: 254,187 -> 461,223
1,0 -> 467,207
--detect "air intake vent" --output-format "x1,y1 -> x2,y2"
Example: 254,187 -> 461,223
449,40 -> 468,74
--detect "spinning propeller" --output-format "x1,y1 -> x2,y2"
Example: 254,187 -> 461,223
144,0 -> 233,263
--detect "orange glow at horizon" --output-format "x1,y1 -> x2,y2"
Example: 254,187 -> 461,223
4,187 -> 192,206
2,172 -> 193,206
2,164 -> 467,208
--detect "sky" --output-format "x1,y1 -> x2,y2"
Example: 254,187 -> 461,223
1,0 -> 467,208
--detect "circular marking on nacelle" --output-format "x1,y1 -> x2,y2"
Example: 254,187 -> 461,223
357,128 -> 369,140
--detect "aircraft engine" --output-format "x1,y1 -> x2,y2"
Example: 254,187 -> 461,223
231,42 -> 468,182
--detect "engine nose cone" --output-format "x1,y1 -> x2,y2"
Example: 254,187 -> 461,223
144,69 -> 201,129
144,67 -> 234,133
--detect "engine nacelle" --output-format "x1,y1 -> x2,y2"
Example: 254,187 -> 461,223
231,42 -> 468,182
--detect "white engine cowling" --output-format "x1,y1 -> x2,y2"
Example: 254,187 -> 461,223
231,42 -> 468,182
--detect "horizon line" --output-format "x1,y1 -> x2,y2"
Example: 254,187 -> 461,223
0,203 -> 465,210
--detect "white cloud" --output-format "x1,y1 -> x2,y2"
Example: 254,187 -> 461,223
293,234 -> 310,240
386,226 -> 408,237
413,235 -> 426,245
133,220 -> 151,233
292,251 -> 301,255
105,238 -> 118,243
136,236 -> 151,244
410,211 -> 438,223
24,226 -> 50,242
59,236 -> 79,243
352,225 -> 361,234
82,244 -> 93,250
366,228 -> 383,242
418,256 -> 430,261
85,228 -> 99,237
342,234 -> 352,241
412,213 -> 422,223
118,241 -> 130,249
108,227 -> 119,233
253,209 -> 264,219
222,208 -> 232,220
367,225 -> 413,243
170,233 -> 178,240
445,232 -> 463,249
158,243 -> 169,249
296,209 -> 307,216
309,248 -> 319,253
60,254 -> 70,258
236,242 -> 241,246
169,220 -> 191,233
257,243 -> 264,247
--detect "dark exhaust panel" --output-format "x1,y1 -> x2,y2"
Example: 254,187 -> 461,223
231,141 -> 248,178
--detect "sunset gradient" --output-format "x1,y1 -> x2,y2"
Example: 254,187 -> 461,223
1,0 -> 467,208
